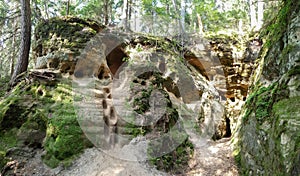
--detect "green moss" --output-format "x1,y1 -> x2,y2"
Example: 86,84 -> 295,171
43,108 -> 93,167
0,76 -> 9,98
130,35 -> 185,57
148,137 -> 194,174
42,83 -> 93,168
133,89 -> 151,114
234,152 -> 241,167
243,84 -> 278,123
126,72 -> 171,136
0,76 -> 93,168
0,150 -> 8,169
273,96 -> 300,174
22,110 -> 47,130
236,1 -> 300,174
34,16 -> 102,60
261,0 -> 297,48
287,65 -> 300,77
42,154 -> 61,168
280,44 -> 296,61
0,95 -> 27,131
0,128 -> 18,152
273,96 -> 300,119
0,128 -> 18,169
125,121 -> 147,137
122,68 -> 192,174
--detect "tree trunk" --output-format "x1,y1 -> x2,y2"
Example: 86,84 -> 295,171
10,0 -> 31,84
171,0 -> 180,34
44,0 -> 49,19
180,0 -> 185,33
171,0 -> 185,35
197,13 -> 203,35
10,21 -> 17,77
66,0 -> 70,16
103,0 -> 109,25
151,1 -> 156,34
249,0 -> 257,30
128,0 -> 132,29
122,0 -> 129,30
257,0 -> 264,30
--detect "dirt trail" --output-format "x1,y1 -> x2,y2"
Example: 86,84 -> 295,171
1,137 -> 238,176
186,137 -> 238,176
57,147 -> 166,176
57,137 -> 238,176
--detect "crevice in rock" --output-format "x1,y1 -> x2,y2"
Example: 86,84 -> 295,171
224,117 -> 231,137
105,46 -> 126,76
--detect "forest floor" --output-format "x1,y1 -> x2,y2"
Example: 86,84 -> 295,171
7,136 -> 238,176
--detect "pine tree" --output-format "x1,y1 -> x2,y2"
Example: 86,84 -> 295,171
10,0 -> 31,85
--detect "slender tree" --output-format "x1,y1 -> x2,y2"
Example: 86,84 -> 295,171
180,0 -> 185,33
66,0 -> 70,16
10,0 -> 31,84
103,0 -> 110,25
122,0 -> 130,30
196,13 -> 203,35
257,0 -> 264,30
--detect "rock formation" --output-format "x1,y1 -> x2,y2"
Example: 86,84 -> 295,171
185,33 -> 260,139
234,0 -> 300,175
2,3 -> 298,173
1,16 -> 228,174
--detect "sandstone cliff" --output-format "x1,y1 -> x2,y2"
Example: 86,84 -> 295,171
234,0 -> 300,175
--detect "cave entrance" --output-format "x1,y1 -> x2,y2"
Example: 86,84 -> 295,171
105,46 -> 127,77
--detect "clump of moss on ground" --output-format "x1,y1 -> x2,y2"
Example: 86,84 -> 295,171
148,136 -> 194,174
36,81 -> 93,168
0,128 -> 18,169
0,76 -> 9,98
0,73 -> 93,169
42,92 -> 93,168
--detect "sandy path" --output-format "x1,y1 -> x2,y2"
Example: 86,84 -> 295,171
57,147 -> 167,176
1,136 -> 238,176
57,137 -> 238,176
186,138 -> 239,176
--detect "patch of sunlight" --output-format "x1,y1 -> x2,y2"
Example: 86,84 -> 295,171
100,167 -> 124,175
208,146 -> 220,154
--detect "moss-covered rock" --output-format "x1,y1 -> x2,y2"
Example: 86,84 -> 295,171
33,16 -> 105,74
0,76 -> 9,98
0,151 -> 7,169
1,16 -> 235,174
235,0 -> 300,175
43,100 -> 93,168
112,36 -> 227,173
148,137 -> 194,174
0,71 -> 93,170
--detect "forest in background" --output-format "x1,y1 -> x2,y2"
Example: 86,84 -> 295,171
0,0 -> 283,79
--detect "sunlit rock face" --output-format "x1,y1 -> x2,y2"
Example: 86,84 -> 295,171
185,34 -> 259,139
71,31 -> 230,173
235,1 -> 300,175
208,36 -> 258,138
72,32 -> 226,151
